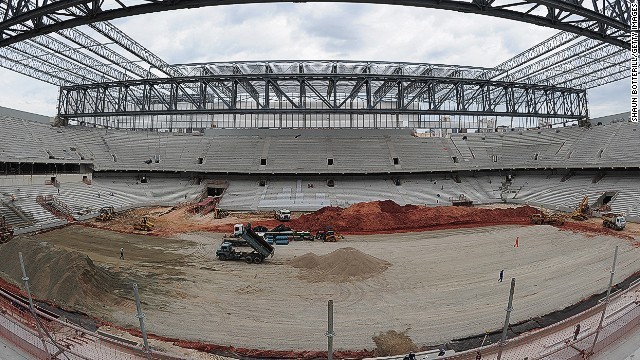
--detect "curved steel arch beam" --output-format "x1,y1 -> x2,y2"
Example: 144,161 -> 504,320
0,0 -> 631,49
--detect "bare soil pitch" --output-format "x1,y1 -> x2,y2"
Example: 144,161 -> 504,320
2,221 -> 639,355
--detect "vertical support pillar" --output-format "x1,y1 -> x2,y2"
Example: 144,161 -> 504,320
589,246 -> 618,356
133,283 -> 151,359
326,299 -> 334,360
496,277 -> 516,360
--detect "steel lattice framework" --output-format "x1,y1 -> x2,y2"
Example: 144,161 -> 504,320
58,61 -> 588,130
0,0 -> 632,49
0,0 -> 631,129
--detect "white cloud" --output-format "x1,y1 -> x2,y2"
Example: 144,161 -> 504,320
588,80 -> 632,118
0,69 -> 58,116
0,3 -> 631,118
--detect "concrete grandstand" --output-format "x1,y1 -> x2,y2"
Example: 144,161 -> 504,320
2,115 -> 640,231
0,106 -> 640,360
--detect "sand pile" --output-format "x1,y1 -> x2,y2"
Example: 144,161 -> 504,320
0,237 -> 128,312
291,247 -> 390,282
285,200 -> 538,234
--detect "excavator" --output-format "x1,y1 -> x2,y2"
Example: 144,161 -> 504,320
134,216 -> 154,231
571,195 -> 592,221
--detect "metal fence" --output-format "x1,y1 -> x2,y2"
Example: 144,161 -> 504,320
367,280 -> 640,360
0,287 -> 188,360
1,266 -> 639,360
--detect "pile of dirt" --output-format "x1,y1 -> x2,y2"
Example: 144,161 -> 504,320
283,200 -> 539,234
291,247 -> 390,283
560,221 -> 637,243
0,237 -> 128,312
371,329 -> 419,357
168,338 -> 375,359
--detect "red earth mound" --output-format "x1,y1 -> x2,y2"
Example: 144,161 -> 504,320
258,200 -> 539,235
559,221 -> 637,242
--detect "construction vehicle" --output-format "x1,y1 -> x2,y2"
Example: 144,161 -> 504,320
95,206 -> 115,221
571,195 -> 592,221
233,223 -> 312,243
0,216 -> 14,243
450,194 -> 473,207
602,213 -> 626,231
216,224 -> 275,264
274,209 -> 291,221
134,216 -> 154,231
214,208 -> 229,219
530,209 -> 566,225
315,227 -> 340,242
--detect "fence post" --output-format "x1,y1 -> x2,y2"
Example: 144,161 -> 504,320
133,282 -> 151,359
496,278 -> 516,360
588,246 -> 618,357
18,252 -> 51,359
326,300 -> 334,360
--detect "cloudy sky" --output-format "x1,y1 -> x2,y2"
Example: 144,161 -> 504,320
0,3 -> 631,119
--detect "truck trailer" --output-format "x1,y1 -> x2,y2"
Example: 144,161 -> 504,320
216,224 -> 275,264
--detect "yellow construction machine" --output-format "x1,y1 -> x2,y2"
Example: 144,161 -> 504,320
214,208 -> 230,219
530,208 -> 566,225
95,206 -> 115,221
134,216 -> 154,231
571,195 -> 592,221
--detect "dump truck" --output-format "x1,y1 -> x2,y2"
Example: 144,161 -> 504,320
602,213 -> 626,231
95,206 -> 115,221
0,216 -> 14,243
274,209 -> 291,221
216,224 -> 275,264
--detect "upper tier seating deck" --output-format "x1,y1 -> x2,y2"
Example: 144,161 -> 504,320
1,120 -> 637,173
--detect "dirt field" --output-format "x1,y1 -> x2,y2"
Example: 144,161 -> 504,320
1,222 -> 636,354
1,202 -> 639,357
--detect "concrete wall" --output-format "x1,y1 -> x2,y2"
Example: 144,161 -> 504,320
0,173 -> 92,186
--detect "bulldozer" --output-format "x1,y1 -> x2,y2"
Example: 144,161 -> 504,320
315,226 -> 343,242
134,216 -> 154,231
530,208 -> 566,225
95,206 -> 115,221
214,208 -> 229,219
571,195 -> 592,221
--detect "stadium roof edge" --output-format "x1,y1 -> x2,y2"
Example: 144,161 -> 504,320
0,106 -> 53,124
